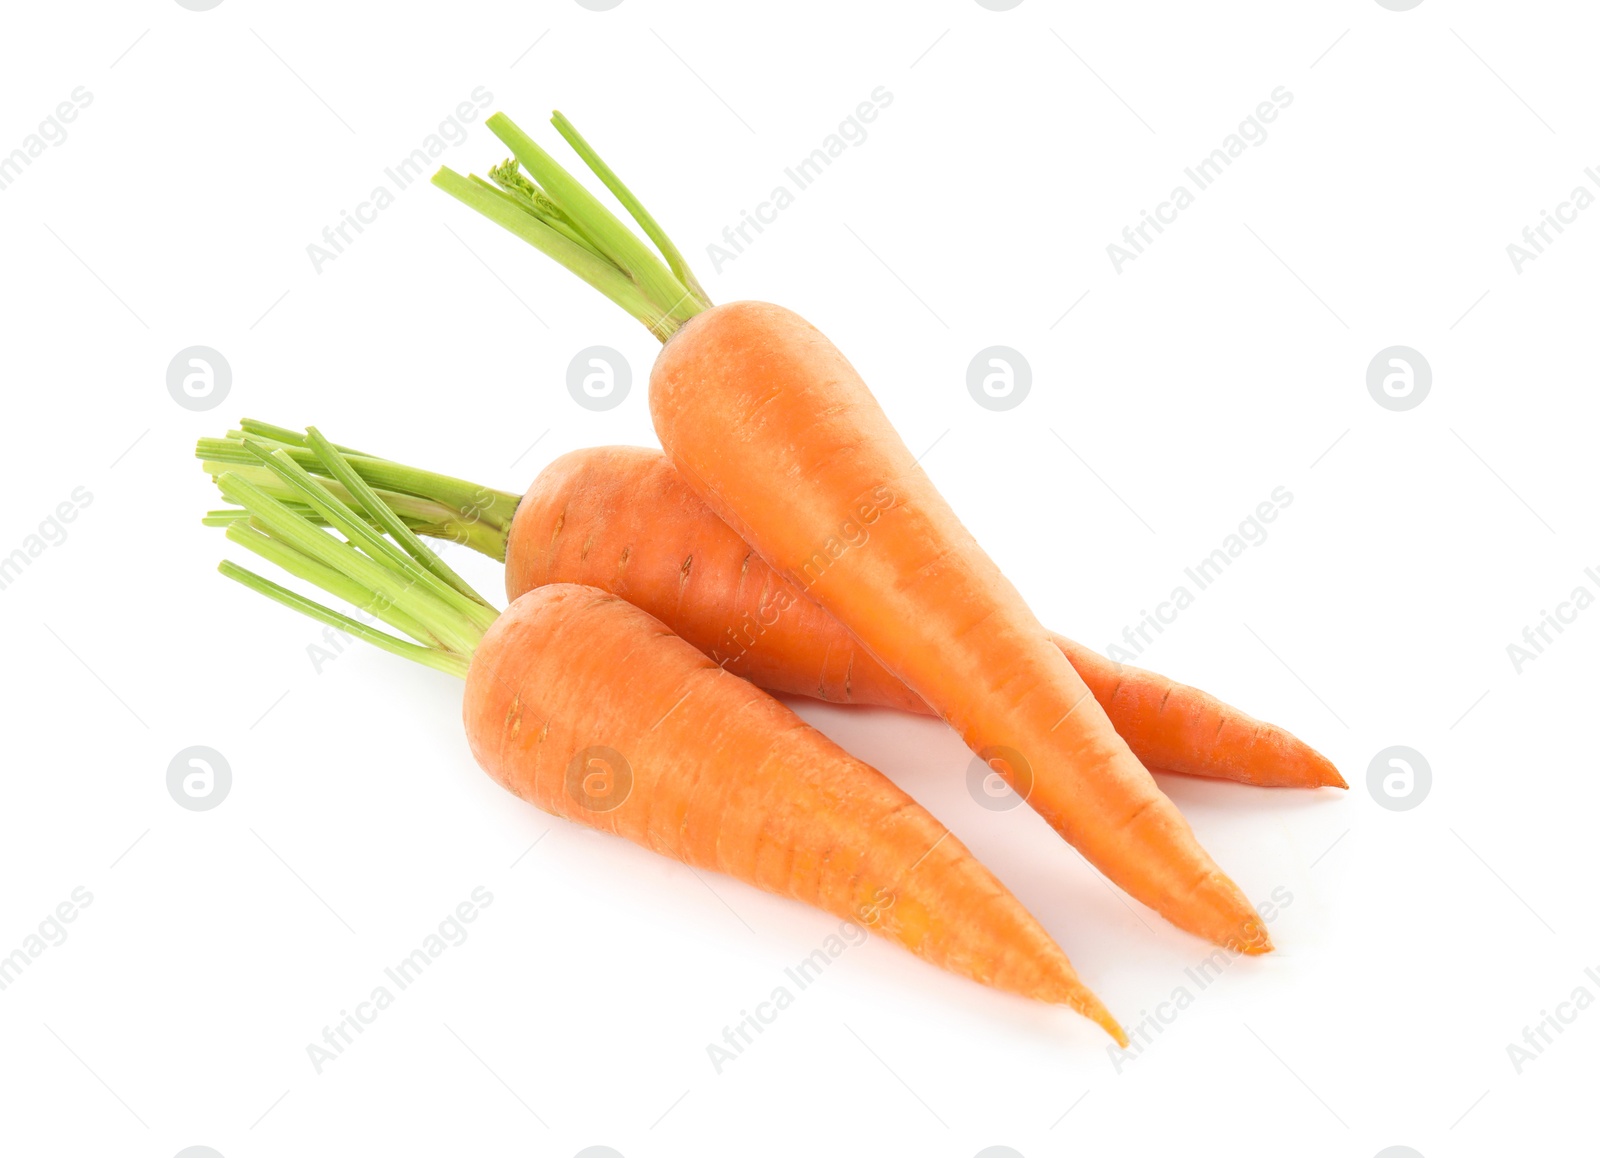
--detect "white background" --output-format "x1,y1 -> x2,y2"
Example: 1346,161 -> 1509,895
1,1 -> 1595,1155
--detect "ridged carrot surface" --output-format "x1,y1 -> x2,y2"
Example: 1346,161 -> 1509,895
650,302 -> 1272,953
505,445 -> 1343,789
196,427 -> 1341,790
430,114 -> 1307,950
203,431 -> 1126,1041
466,585 -> 1125,1040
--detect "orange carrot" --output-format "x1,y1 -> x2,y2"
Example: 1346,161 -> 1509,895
472,586 -> 1124,1041
205,430 -> 1127,1043
197,430 -> 1344,790
434,118 -> 1279,951
652,302 -> 1273,953
504,445 -> 1345,790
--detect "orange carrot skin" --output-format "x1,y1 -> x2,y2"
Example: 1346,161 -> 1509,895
506,446 -> 1343,789
463,584 -> 1126,1039
649,301 -> 1271,953
503,446 -> 921,712
1064,645 -> 1345,788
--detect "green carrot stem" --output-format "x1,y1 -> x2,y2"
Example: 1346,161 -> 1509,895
550,111 -> 710,308
236,441 -> 498,633
207,428 -> 501,679
205,506 -> 289,527
215,472 -> 485,656
219,498 -> 388,541
435,111 -> 712,341
303,426 -> 491,609
483,112 -> 696,322
239,441 -> 485,626
235,419 -> 372,458
432,166 -> 672,336
197,429 -> 519,562
219,561 -> 471,679
479,168 -> 613,264
198,469 -> 507,560
225,523 -> 443,647
485,159 -> 581,233
197,436 -> 520,529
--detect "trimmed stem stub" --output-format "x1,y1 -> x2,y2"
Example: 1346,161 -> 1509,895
196,423 -> 519,561
202,423 -> 501,677
433,110 -> 712,342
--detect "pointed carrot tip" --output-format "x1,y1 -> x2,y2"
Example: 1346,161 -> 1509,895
1073,990 -> 1129,1047
1037,961 -> 1127,1045
1100,1012 -> 1131,1049
1228,914 -> 1275,955
1307,750 -> 1347,789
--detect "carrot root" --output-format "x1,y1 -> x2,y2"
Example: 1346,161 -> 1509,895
202,425 -> 1127,1040
467,586 -> 1127,1040
195,429 -> 1344,792
648,299 -> 1268,952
